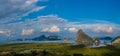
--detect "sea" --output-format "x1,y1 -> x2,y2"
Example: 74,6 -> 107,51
0,38 -> 112,47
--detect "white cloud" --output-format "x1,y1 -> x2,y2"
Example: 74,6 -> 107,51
0,30 -> 11,36
49,25 -> 60,32
94,26 -> 113,33
0,0 -> 46,23
22,29 -> 34,36
30,6 -> 46,12
23,0 -> 38,8
64,28 -> 68,30
0,15 -> 120,38
37,15 -> 68,26
68,27 -> 78,32
41,25 -> 60,32
0,31 -> 4,33
71,23 -> 116,32
41,28 -> 49,32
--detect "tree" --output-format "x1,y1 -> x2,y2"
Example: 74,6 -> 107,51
94,38 -> 100,46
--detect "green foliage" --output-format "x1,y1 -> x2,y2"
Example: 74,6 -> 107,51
0,43 -> 120,56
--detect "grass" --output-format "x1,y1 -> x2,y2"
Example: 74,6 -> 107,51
0,42 -> 120,56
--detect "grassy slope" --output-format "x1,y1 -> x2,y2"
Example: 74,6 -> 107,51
0,42 -> 120,56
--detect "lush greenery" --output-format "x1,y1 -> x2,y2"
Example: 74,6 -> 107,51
0,42 -> 120,56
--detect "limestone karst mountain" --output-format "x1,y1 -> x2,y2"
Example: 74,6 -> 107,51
75,29 -> 94,45
112,36 -> 120,44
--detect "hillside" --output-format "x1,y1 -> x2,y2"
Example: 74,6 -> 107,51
0,43 -> 120,56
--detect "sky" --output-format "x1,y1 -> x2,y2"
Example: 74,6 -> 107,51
0,0 -> 120,41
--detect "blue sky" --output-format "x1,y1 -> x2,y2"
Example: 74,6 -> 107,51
0,0 -> 120,41
24,0 -> 120,23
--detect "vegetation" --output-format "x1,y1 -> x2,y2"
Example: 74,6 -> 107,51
0,42 -> 120,56
76,29 -> 94,45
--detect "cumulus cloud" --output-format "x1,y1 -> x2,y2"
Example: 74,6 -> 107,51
94,26 -> 113,33
41,25 -> 60,32
22,29 -> 34,36
71,23 -> 116,32
0,30 -> 11,36
0,0 -> 46,23
41,28 -> 49,32
0,15 -> 120,38
0,31 -> 4,33
0,15 -> 66,37
49,25 -> 60,32
68,27 -> 78,32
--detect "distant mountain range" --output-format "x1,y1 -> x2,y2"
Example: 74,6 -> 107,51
16,35 -> 61,41
99,36 -> 112,40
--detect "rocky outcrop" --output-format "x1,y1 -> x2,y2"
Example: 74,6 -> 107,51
112,36 -> 120,44
75,29 -> 93,45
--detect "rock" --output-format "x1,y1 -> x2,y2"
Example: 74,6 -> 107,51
112,36 -> 120,44
75,29 -> 93,45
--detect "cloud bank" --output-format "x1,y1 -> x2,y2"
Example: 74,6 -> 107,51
0,15 -> 120,39
0,0 -> 45,23
0,0 -> 120,41
22,29 -> 34,36
41,25 -> 60,32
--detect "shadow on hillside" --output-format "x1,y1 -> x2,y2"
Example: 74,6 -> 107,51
100,45 -> 120,56
67,44 -> 85,49
0,49 -> 70,56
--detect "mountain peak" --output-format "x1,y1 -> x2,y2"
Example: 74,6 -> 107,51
75,29 -> 93,45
